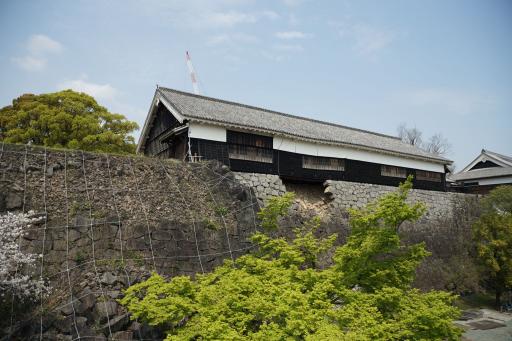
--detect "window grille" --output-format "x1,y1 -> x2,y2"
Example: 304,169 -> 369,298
416,170 -> 442,182
228,144 -> 273,163
227,130 -> 273,149
381,165 -> 407,178
302,156 -> 345,171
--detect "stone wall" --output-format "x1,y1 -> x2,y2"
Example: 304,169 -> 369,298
323,179 -> 474,219
0,144 -> 259,340
233,172 -> 287,202
233,171 -> 474,221
0,144 -> 478,340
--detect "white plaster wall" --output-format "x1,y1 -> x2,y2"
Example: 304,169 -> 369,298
189,122 -> 227,142
476,176 -> 512,186
274,136 -> 444,172
188,123 -> 445,173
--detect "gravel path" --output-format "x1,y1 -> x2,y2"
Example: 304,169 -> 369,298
456,309 -> 512,341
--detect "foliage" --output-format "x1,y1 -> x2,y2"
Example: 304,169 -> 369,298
0,90 -> 139,154
214,206 -> 229,217
256,192 -> 294,230
120,179 -> 461,340
472,185 -> 512,307
479,185 -> 512,214
0,211 -> 48,299
405,196 -> 481,294
334,176 -> 428,291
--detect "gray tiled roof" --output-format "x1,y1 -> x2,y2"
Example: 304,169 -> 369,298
450,167 -> 512,181
483,149 -> 512,166
157,87 -> 451,164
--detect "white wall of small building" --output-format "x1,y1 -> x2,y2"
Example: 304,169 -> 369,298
189,122 -> 445,173
474,176 -> 512,186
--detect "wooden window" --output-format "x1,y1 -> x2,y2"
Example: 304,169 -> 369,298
227,130 -> 272,149
302,156 -> 345,171
416,170 -> 442,182
228,144 -> 273,163
227,130 -> 273,163
381,165 -> 407,178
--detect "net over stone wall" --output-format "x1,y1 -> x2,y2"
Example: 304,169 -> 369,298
0,145 -> 477,340
0,143 -> 260,340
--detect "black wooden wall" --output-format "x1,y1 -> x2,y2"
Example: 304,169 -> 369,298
188,137 -> 446,191
142,105 -> 445,190
143,104 -> 181,157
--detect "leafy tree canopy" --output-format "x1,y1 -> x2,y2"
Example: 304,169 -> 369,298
0,90 -> 139,154
472,185 -> 512,307
120,177 -> 461,340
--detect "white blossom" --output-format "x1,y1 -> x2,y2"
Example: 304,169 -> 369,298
0,211 -> 50,299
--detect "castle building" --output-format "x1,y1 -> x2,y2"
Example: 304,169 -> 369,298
137,87 -> 452,191
449,149 -> 512,194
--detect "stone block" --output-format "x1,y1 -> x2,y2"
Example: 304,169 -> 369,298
109,331 -> 133,340
93,300 -> 119,323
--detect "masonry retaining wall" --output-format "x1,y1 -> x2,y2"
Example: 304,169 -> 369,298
233,172 -> 287,202
323,179 -> 474,220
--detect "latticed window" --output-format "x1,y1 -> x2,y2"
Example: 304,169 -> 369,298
227,130 -> 273,163
381,165 -> 407,178
416,170 -> 442,182
302,156 -> 345,171
228,144 -> 273,163
227,130 -> 272,149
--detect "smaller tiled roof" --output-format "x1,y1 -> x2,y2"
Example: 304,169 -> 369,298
482,149 -> 512,166
450,167 -> 512,181
153,87 -> 450,164
451,149 -> 512,182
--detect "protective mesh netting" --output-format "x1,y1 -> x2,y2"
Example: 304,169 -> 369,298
0,143 -> 260,340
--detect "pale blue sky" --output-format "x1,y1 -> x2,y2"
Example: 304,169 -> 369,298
1,0 -> 511,168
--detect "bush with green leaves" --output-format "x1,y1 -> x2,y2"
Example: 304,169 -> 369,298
120,177 -> 461,340
0,90 -> 138,154
472,185 -> 512,308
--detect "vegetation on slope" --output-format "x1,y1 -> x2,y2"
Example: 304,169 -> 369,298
120,177 -> 462,340
472,185 -> 512,308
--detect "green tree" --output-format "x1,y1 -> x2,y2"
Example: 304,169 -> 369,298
0,90 -> 139,153
120,179 -> 461,340
472,185 -> 512,308
334,177 -> 428,291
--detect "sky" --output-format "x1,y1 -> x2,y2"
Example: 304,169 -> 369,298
0,0 -> 511,169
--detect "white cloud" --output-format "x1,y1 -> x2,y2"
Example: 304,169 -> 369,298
208,34 -> 231,45
261,10 -> 279,20
282,0 -> 304,7
350,24 -> 395,56
207,33 -> 258,46
143,1 -> 279,29
331,20 -> 396,58
288,14 -> 300,26
12,34 -> 63,72
27,34 -> 63,55
400,88 -> 497,116
260,51 -> 284,62
274,43 -> 304,52
205,10 -> 258,26
204,10 -> 278,27
275,31 -> 312,39
11,56 -> 47,72
57,78 -> 118,101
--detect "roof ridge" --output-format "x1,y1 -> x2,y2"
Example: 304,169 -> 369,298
483,149 -> 512,165
158,86 -> 403,141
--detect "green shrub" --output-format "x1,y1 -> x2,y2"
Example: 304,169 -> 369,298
120,177 -> 461,340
